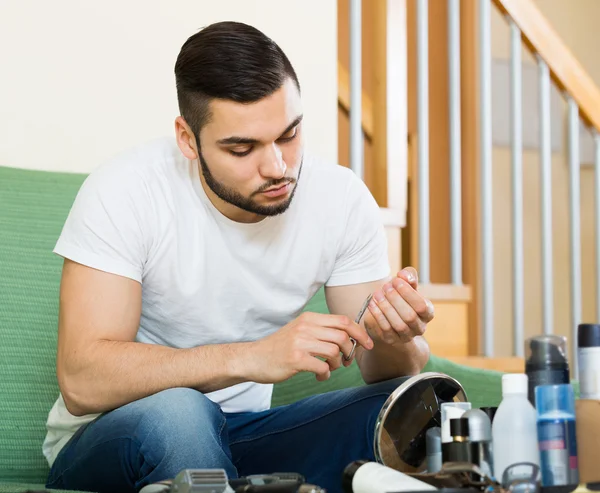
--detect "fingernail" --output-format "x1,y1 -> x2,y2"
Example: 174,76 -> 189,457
392,278 -> 404,289
374,291 -> 385,303
367,337 -> 374,349
384,283 -> 394,293
369,300 -> 377,310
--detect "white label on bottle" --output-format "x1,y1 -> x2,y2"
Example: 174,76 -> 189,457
579,348 -> 600,399
352,463 -> 437,493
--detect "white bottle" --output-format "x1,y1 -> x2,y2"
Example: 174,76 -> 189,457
492,374 -> 540,482
343,461 -> 437,493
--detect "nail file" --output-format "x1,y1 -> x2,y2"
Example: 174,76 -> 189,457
344,294 -> 373,362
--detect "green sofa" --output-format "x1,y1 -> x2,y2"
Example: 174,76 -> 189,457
0,165 -> 504,492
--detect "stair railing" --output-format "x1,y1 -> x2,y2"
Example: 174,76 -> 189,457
415,0 -> 600,375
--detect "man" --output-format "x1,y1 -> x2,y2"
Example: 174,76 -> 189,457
44,21 -> 433,493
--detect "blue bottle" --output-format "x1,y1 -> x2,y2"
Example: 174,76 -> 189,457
535,384 -> 579,487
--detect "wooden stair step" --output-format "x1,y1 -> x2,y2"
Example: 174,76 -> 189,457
447,356 -> 525,373
420,283 -> 472,358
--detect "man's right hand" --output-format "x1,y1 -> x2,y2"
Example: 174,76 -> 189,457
245,312 -> 374,383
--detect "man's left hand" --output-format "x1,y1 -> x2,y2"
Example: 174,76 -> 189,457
365,266 -> 434,345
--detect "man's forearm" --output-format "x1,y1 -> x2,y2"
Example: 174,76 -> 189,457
356,336 -> 430,384
58,340 -> 254,416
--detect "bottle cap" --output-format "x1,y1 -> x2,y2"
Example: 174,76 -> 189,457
441,402 -> 471,443
342,460 -> 368,493
450,417 -> 470,438
578,324 -> 600,348
524,335 -> 569,370
462,409 -> 492,441
502,373 -> 528,396
535,384 -> 575,416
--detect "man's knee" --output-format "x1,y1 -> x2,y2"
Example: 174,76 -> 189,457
46,388 -> 231,492
127,388 -> 231,480
360,375 -> 412,399
132,388 -> 224,445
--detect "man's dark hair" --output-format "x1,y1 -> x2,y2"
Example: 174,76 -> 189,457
174,21 -> 301,137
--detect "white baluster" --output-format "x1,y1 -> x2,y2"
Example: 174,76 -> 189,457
417,0 -> 430,283
349,0 -> 363,180
510,21 -> 524,357
480,0 -> 494,356
448,0 -> 462,286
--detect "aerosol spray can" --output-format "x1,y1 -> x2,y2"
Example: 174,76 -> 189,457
535,384 -> 579,487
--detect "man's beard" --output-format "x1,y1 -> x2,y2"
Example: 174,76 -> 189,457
198,149 -> 302,217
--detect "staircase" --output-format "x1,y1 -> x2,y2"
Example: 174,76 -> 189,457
337,0 -> 600,375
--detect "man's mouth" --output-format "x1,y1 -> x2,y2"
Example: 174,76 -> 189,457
261,182 -> 292,198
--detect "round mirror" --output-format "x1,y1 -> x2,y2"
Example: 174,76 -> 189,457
373,372 -> 468,473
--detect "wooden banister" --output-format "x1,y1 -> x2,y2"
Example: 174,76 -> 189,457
337,61 -> 374,140
493,0 -> 600,132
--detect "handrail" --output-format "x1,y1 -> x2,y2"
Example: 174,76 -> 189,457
337,61 -> 374,140
493,0 -> 600,132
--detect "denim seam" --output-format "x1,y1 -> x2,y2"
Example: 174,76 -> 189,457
229,389 -> 391,445
46,435 -> 151,487
217,411 -> 227,450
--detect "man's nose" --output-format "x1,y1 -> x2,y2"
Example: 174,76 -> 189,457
260,143 -> 286,178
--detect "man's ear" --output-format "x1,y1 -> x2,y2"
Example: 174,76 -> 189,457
175,116 -> 199,160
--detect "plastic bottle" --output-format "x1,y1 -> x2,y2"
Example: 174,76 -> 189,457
524,335 -> 570,407
440,402 -> 471,444
341,461 -> 437,493
578,323 -> 600,399
426,427 -> 442,473
442,418 -> 472,464
463,408 -> 494,478
492,374 -> 540,482
535,384 -> 579,487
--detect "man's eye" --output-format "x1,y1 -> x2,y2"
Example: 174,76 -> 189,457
277,129 -> 297,143
229,147 -> 253,157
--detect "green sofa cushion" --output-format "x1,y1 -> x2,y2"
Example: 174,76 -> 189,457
0,165 -> 502,488
0,167 -> 86,484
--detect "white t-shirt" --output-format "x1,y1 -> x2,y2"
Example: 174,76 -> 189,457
42,136 -> 390,466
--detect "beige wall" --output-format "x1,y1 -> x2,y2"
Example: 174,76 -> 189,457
490,0 -> 600,356
0,0 -> 338,172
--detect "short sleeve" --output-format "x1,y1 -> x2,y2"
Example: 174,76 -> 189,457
325,174 -> 391,287
53,166 -> 151,283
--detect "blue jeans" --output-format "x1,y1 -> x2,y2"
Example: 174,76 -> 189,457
46,377 -> 407,493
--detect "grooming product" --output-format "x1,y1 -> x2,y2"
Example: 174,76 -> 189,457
235,484 -> 324,493
440,402 -> 471,444
139,470 -> 324,493
373,372 -> 468,473
578,324 -> 600,399
463,409 -> 493,477
492,374 -> 540,481
575,399 -> 600,486
535,384 -> 579,487
342,461 -> 437,493
442,418 -> 472,464
479,407 -> 497,424
230,473 -> 306,491
525,335 -> 570,406
346,294 -> 373,362
426,427 -> 442,473
139,469 -> 234,493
